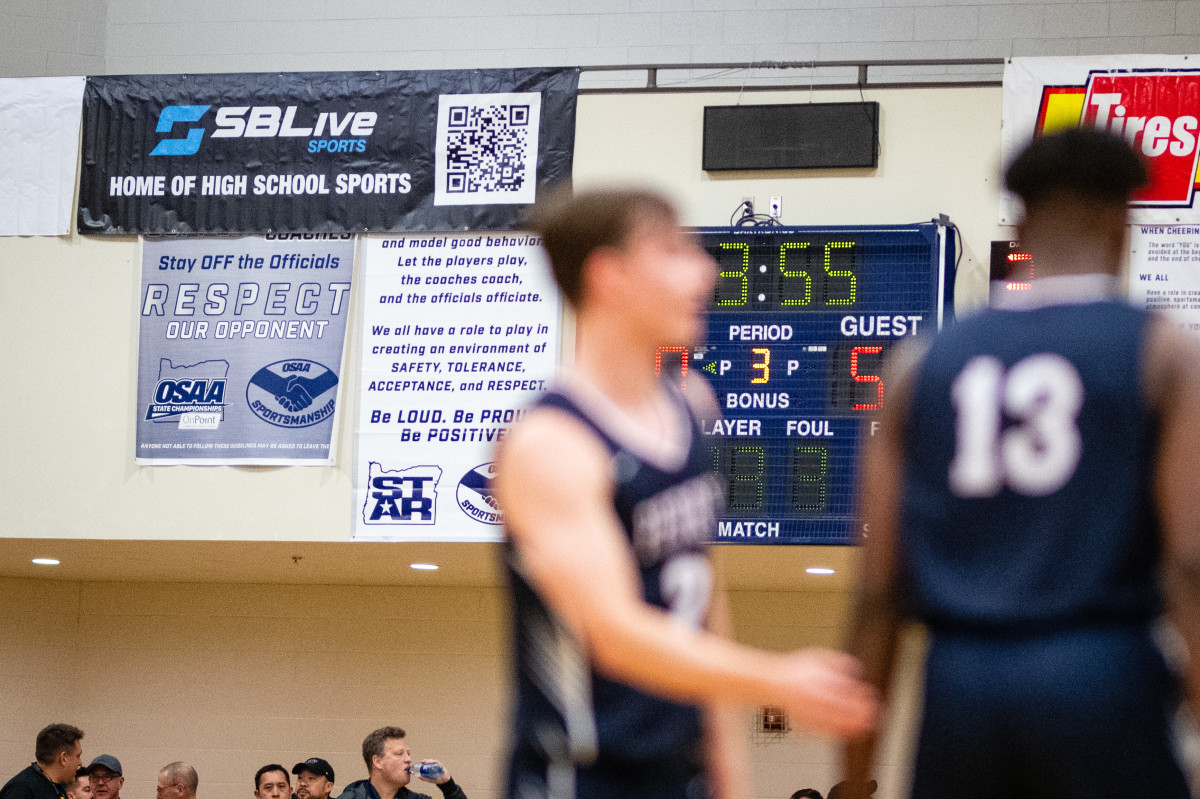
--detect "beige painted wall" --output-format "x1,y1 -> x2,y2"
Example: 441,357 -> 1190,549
0,85 -> 1004,542
0,576 -> 923,799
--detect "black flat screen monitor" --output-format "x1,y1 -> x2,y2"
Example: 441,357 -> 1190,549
703,102 -> 879,171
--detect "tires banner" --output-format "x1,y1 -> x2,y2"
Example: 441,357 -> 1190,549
80,68 -> 579,235
1003,56 -> 1200,224
136,235 -> 356,465
353,233 -> 560,541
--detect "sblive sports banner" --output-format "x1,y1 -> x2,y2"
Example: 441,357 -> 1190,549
1003,56 -> 1200,224
136,235 -> 355,465
79,68 -> 579,235
353,233 -> 560,541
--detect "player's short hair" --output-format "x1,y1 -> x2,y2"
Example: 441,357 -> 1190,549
528,186 -> 677,307
67,768 -> 89,793
35,724 -> 84,765
791,790 -> 824,799
254,765 -> 289,790
1005,127 -> 1148,209
362,726 -> 406,771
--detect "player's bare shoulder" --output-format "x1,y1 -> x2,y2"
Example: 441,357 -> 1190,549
681,373 -> 721,423
494,400 -> 613,539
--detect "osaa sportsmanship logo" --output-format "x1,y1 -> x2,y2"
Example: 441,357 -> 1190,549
457,462 -> 502,525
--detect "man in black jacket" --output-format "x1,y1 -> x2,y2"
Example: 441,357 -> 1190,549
335,727 -> 465,799
0,725 -> 84,799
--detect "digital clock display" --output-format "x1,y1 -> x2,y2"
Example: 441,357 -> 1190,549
668,224 -> 954,545
989,240 -> 1035,304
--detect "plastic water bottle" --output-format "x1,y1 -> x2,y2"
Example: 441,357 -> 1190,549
409,763 -> 444,780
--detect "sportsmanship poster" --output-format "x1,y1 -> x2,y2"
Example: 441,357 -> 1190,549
354,233 -> 560,541
79,68 -> 579,235
136,235 -> 356,465
1003,56 -> 1200,225
1128,224 -> 1200,335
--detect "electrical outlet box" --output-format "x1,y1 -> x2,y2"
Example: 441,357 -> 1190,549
769,196 -> 782,219
742,196 -> 754,215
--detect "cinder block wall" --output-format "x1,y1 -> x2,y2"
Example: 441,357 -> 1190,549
7,1 -> 1200,79
0,0 -> 105,77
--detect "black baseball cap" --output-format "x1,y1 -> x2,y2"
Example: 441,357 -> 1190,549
292,758 -> 334,783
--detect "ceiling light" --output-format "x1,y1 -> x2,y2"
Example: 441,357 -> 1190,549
410,563 -> 439,571
32,558 -> 60,566
806,567 -> 835,575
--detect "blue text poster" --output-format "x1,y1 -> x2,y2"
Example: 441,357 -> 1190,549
136,235 -> 356,464
354,233 -> 560,541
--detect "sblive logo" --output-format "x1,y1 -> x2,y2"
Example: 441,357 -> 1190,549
150,104 -> 379,156
146,378 -> 227,421
457,462 -> 502,525
1034,69 -> 1200,206
363,462 -> 443,525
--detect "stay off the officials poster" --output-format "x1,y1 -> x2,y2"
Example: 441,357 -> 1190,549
136,235 -> 356,465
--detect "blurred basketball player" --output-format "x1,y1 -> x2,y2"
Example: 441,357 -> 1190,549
843,127 -> 1200,798
496,188 -> 877,799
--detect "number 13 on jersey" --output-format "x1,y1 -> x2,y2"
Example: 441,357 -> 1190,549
949,353 -> 1084,498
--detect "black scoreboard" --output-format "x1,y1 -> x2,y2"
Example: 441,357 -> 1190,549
669,223 -> 955,545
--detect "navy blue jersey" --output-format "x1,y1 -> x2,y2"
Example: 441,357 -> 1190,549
900,298 -> 1161,634
504,385 -> 723,794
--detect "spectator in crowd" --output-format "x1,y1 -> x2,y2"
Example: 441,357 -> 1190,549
65,770 -> 89,799
85,756 -> 122,799
336,727 -> 466,799
292,759 -> 334,799
254,766 -> 292,799
156,763 -> 197,799
791,790 -> 823,799
0,724 -> 84,799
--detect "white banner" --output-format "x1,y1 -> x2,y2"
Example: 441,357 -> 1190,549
1002,56 -> 1200,225
0,76 -> 85,236
1128,223 -> 1200,335
354,233 -> 561,542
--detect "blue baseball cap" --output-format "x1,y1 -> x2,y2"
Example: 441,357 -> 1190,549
86,756 -> 122,777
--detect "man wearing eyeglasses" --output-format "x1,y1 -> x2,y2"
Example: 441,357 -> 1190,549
156,763 -> 198,799
84,756 -> 122,799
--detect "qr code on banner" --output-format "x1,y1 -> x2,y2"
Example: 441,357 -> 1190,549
434,92 -> 541,206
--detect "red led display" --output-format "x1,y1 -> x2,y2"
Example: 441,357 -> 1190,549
990,241 -> 1036,299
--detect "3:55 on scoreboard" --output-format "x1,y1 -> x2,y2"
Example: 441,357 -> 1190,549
663,223 -> 955,546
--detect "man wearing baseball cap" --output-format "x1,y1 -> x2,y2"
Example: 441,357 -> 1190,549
292,759 -> 334,799
84,756 -> 121,799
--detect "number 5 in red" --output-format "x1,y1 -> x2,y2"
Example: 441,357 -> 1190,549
850,346 -> 883,410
